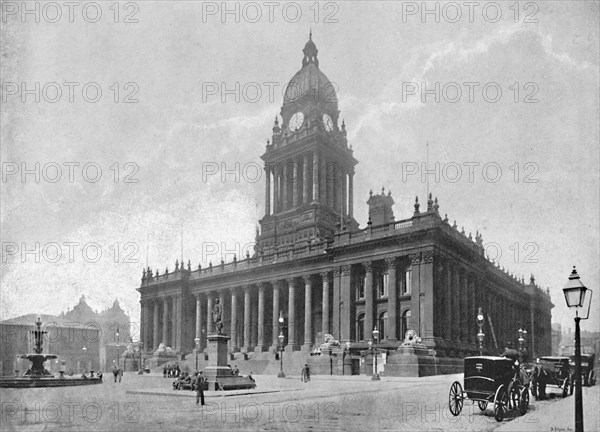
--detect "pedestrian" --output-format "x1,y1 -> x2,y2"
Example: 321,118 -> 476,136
232,364 -> 239,375
300,364 -> 310,382
163,365 -> 167,378
112,365 -> 118,383
117,367 -> 123,383
195,371 -> 206,406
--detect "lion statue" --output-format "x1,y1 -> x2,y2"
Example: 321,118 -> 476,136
401,330 -> 422,346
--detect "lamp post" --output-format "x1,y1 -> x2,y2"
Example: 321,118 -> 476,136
563,266 -> 593,432
518,327 -> 526,362
82,346 -> 87,373
477,307 -> 485,356
194,337 -> 200,372
116,328 -> 120,368
343,341 -> 350,376
371,327 -> 380,381
278,313 -> 285,378
138,341 -> 144,374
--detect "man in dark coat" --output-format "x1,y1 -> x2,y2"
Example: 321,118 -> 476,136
195,371 -> 206,405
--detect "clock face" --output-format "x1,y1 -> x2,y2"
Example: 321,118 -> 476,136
323,113 -> 334,132
288,112 -> 304,131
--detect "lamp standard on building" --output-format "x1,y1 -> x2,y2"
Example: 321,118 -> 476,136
116,328 -> 120,368
371,327 -> 380,381
278,313 -> 285,378
477,307 -> 485,356
562,266 -> 593,432
194,337 -> 200,372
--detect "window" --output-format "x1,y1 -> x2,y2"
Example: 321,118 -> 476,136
403,269 -> 411,295
378,273 -> 388,298
356,276 -> 365,299
401,309 -> 412,339
356,314 -> 365,341
378,311 -> 388,340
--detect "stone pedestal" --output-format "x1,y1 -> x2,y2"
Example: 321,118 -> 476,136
203,334 -> 256,391
384,345 -> 437,377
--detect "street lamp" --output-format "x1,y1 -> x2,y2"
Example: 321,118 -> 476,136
194,337 -> 200,372
477,307 -> 485,356
371,327 -> 380,381
138,341 -> 144,374
343,341 -> 351,376
278,313 -> 285,378
116,327 -> 120,368
82,346 -> 87,373
563,266 -> 593,432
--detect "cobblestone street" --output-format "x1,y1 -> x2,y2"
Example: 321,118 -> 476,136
4,372 -> 596,431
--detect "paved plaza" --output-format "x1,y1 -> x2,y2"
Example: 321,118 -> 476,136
2,372 -> 598,431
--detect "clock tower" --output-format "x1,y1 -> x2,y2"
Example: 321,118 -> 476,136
258,34 -> 358,252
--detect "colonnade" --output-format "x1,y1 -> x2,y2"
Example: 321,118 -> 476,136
264,151 -> 354,217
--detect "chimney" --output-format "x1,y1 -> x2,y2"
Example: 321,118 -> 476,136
367,187 -> 395,227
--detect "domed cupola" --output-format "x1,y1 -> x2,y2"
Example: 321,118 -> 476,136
282,32 -> 338,112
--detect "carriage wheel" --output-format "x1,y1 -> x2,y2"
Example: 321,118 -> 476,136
562,376 -> 570,398
448,381 -> 464,416
590,371 -> 596,386
510,386 -> 520,410
519,387 -> 530,416
478,401 -> 488,411
494,385 -> 507,422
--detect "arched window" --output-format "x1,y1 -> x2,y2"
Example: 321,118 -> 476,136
378,311 -> 388,340
356,314 -> 365,341
401,309 -> 412,339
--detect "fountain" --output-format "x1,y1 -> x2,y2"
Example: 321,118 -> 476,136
0,318 -> 102,388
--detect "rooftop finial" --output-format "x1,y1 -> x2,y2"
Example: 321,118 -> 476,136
309,28 -> 312,40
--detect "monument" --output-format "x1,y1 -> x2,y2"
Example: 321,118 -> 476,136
0,318 -> 102,388
202,300 -> 256,390
384,330 -> 437,377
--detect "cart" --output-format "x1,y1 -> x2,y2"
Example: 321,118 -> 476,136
449,356 -> 529,422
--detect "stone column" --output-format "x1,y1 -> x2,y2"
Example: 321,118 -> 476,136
172,297 -> 178,350
340,265 -> 352,342
320,156 -> 328,206
282,163 -> 289,211
332,267 -> 341,340
207,295 -> 214,335
320,272 -> 330,336
287,278 -> 298,351
273,165 -> 280,213
312,151 -> 319,202
292,159 -> 299,207
326,160 -> 334,208
409,254 -> 422,336
341,169 -> 347,216
421,251 -> 435,340
162,297 -> 169,346
153,299 -> 159,351
364,261 -> 374,337
445,261 -> 452,341
256,283 -> 266,352
264,165 -> 271,216
243,286 -> 251,351
195,294 -> 202,349
452,263 -> 460,340
140,300 -> 146,351
230,289 -> 239,351
348,171 -> 354,218
302,154 -> 309,203
175,296 -> 182,352
272,281 -> 281,350
386,258 -> 398,341
303,275 -> 312,350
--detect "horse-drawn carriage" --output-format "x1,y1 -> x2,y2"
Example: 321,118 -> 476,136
531,356 -> 572,398
569,354 -> 596,387
449,356 -> 529,422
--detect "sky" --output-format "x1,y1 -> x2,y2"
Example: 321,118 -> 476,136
1,1 -> 599,337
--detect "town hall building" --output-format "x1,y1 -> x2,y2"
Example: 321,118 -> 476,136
137,35 -> 553,373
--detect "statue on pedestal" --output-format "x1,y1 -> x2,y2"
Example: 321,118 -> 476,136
212,299 -> 223,335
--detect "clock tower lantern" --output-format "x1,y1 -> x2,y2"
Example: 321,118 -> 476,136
258,34 -> 358,252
